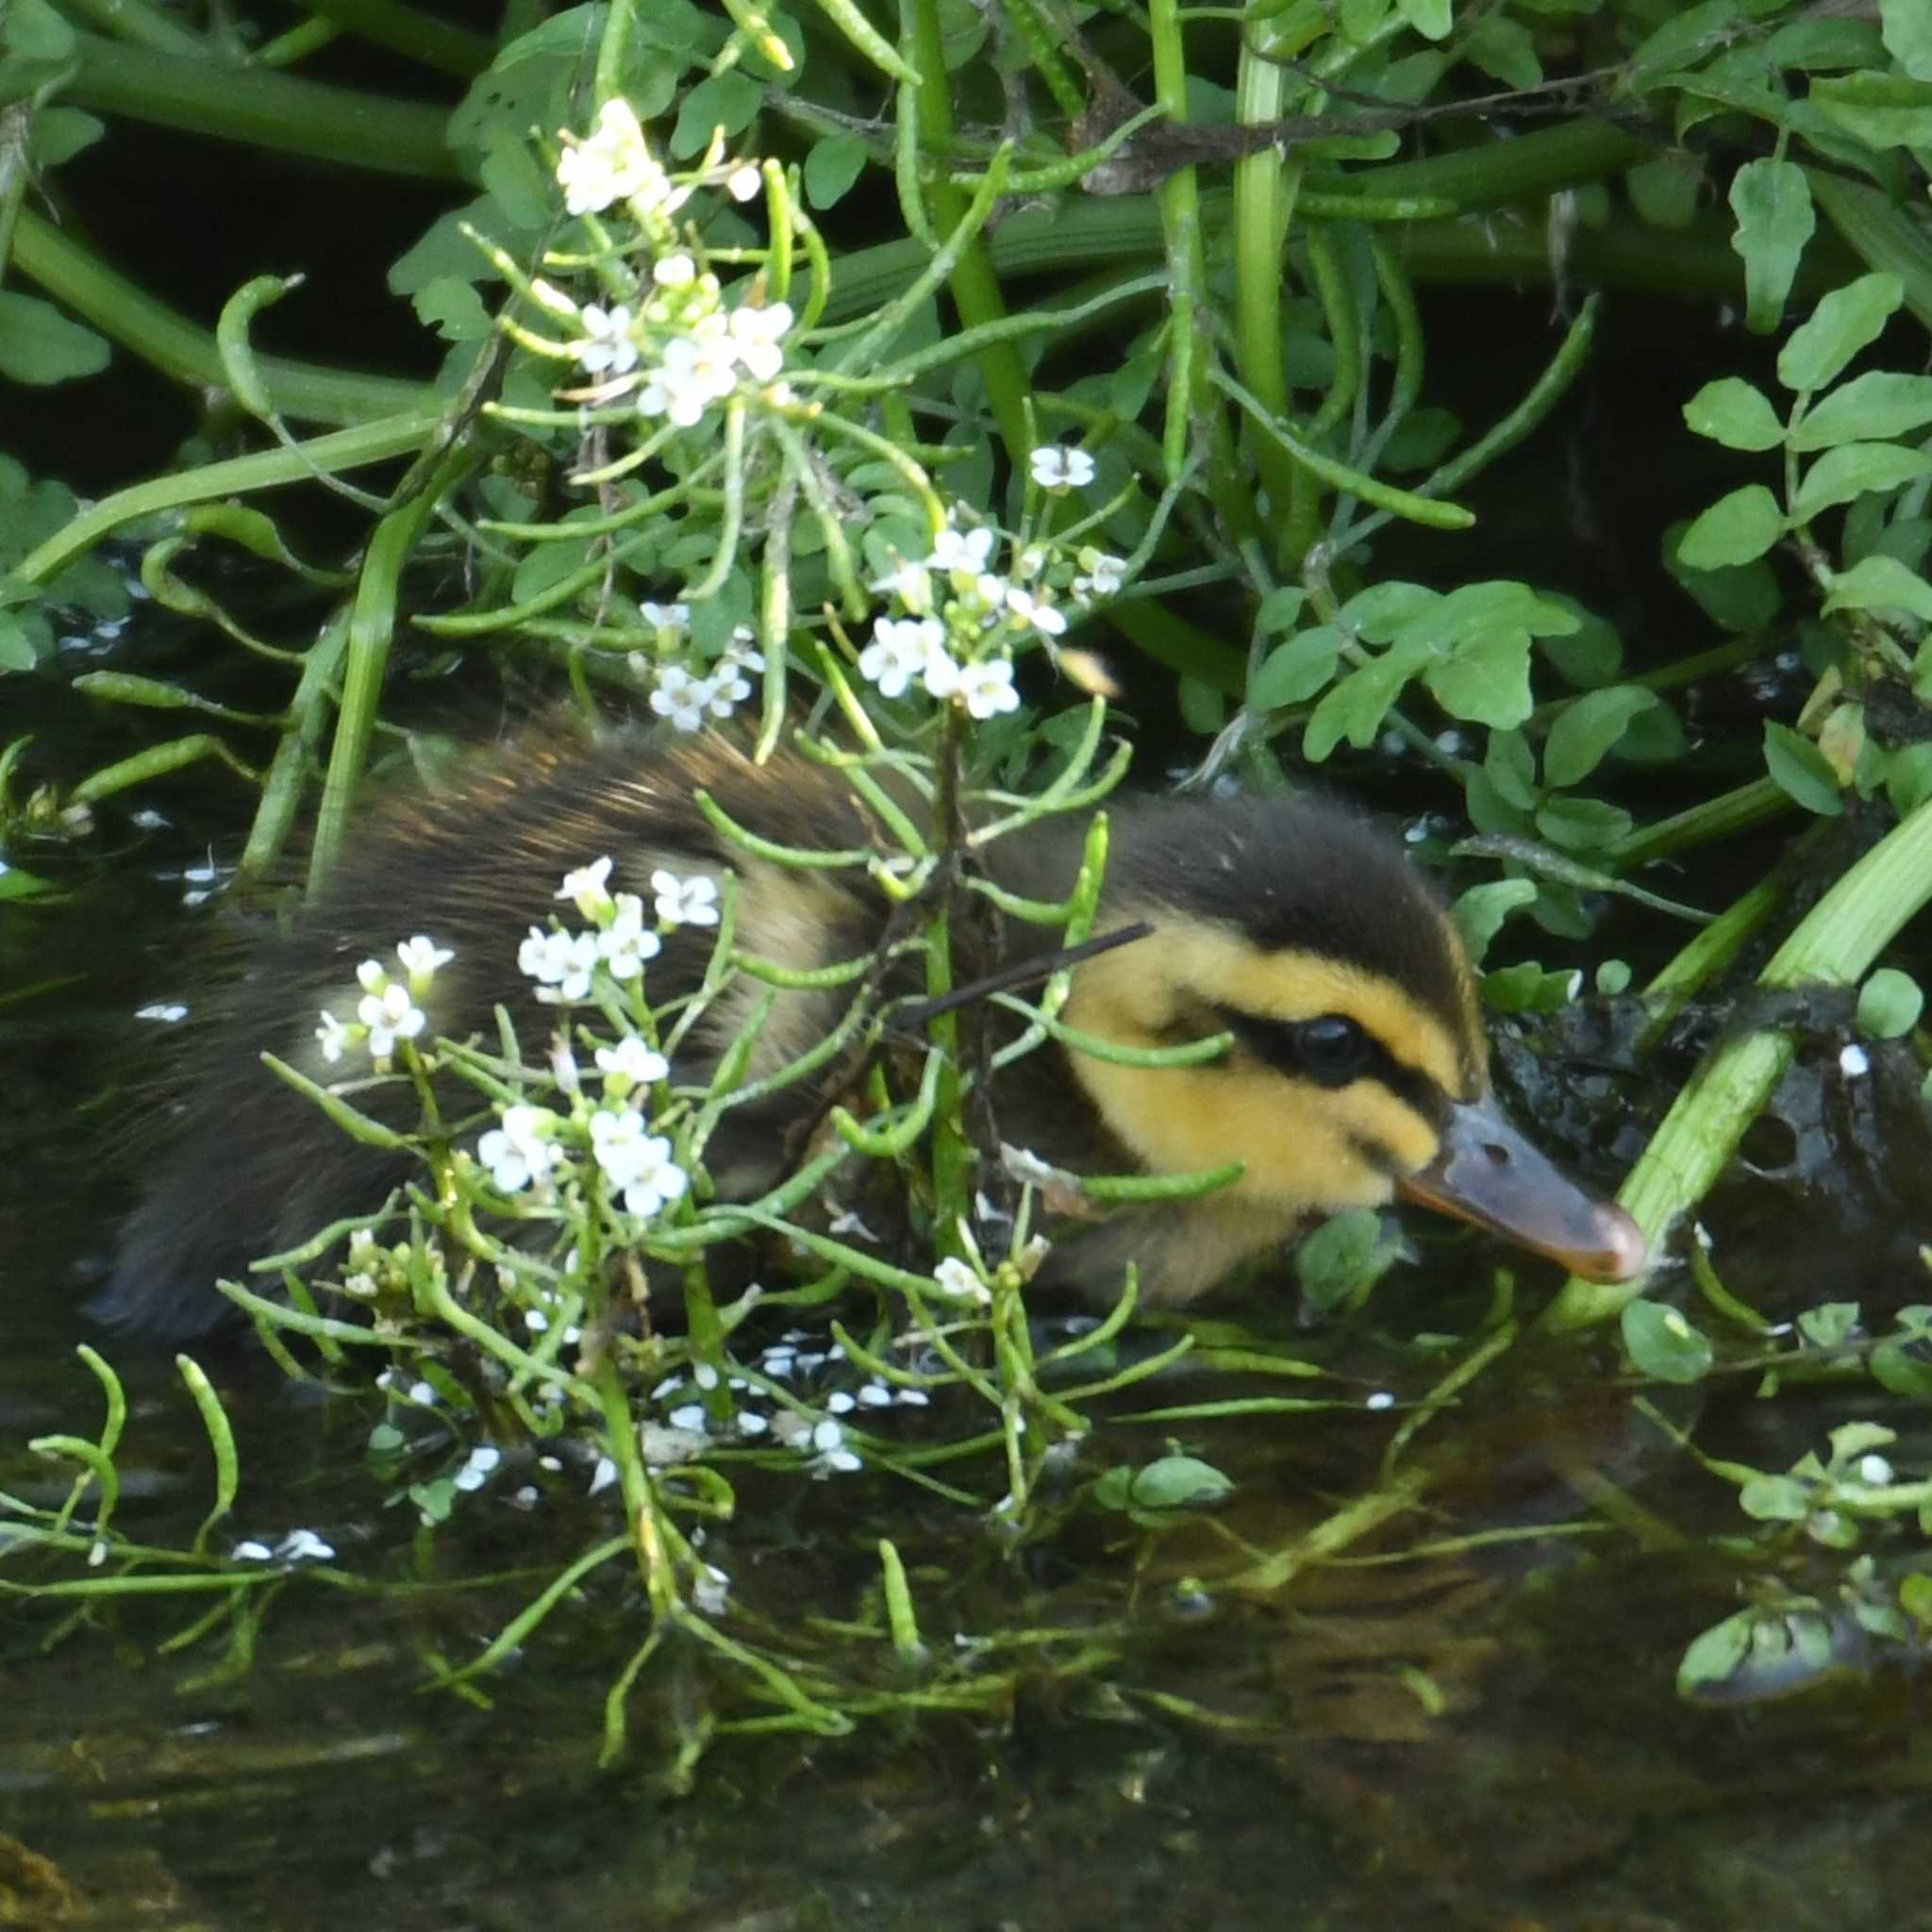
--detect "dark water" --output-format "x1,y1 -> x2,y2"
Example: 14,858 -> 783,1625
8,641 -> 1932,1932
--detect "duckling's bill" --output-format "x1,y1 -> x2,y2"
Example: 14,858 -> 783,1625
1395,1091 -> 1648,1284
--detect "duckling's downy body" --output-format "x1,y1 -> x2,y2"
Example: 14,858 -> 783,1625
103,731 -> 1644,1338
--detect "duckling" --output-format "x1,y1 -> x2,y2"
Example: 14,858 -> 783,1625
101,729 -> 1645,1339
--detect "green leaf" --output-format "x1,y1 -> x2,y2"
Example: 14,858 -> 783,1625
1676,1611 -> 1754,1698
1810,72 -> 1932,150
1426,632 -> 1534,728
1677,486 -> 1785,569
1792,441 -> 1932,520
1684,376 -> 1786,451
1451,879 -> 1538,964
0,292 -> 110,385
671,71 -> 763,156
1302,641 -> 1430,761
1857,966 -> 1924,1038
27,106 -> 102,168
1740,1474 -> 1813,1521
1625,150 -> 1705,231
1250,626 -> 1340,708
1885,741 -> 1932,814
1778,272 -> 1902,391
1822,554 -> 1932,622
804,134 -> 869,209
1483,728 -> 1538,810
1797,1302 -> 1863,1347
1396,0 -> 1452,37
1763,720 -> 1845,815
1622,1298 -> 1715,1383
1544,685 -> 1661,786
1128,1455 -> 1235,1511
1871,1333 -> 1932,1398
1535,794 -> 1634,852
1790,371 -> 1932,450
0,611 -> 40,672
1729,158 -> 1815,333
1886,0 -> 1932,80
1294,1208 -> 1404,1310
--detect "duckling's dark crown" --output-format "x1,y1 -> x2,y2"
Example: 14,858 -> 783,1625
1103,791 -> 1474,1045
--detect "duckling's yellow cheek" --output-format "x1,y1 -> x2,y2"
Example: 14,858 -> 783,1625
1076,1060 -> 1438,1210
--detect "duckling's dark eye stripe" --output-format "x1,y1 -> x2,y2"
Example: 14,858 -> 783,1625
1211,1006 -> 1451,1128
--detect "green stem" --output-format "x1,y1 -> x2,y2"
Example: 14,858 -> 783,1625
1544,796 -> 1932,1332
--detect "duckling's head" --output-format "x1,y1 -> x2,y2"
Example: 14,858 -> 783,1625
1060,792 -> 1646,1287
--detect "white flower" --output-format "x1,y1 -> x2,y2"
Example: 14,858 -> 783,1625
932,1257 -> 991,1305
921,649 -> 962,701
519,926 -> 599,1003
725,301 -> 791,382
556,857 -> 614,914
556,98 -> 680,218
477,1105 -> 561,1193
1029,444 -> 1095,491
575,304 -> 639,377
654,253 -> 696,290
1005,584 -> 1067,638
394,936 -> 453,986
623,1136 -> 689,1220
1073,550 -> 1126,599
810,1420 -> 862,1475
953,657 -> 1021,721
928,524 -> 995,575
358,981 -> 425,1058
726,162 -> 762,202
453,1445 -> 501,1492
355,957 -> 387,995
637,330 -> 737,427
858,615 -> 946,698
721,625 -> 764,674
640,600 -> 690,632
589,1107 -> 652,1185
597,1036 -> 669,1090
597,893 -> 663,980
872,555 -> 933,614
649,663 -> 710,732
653,868 -> 720,927
315,1009 -> 350,1064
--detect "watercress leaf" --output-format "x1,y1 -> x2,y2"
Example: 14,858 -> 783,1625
672,71 -> 762,156
1484,727 -> 1539,810
805,134 -> 869,208
0,292 -> 110,385
1677,485 -> 1785,568
1791,441 -> 1932,521
1129,1455 -> 1235,1510
1809,72 -> 1932,151
1255,587 -> 1307,638
1885,741 -> 1932,814
1684,376 -> 1785,451
1625,150 -> 1705,231
1857,967 -> 1924,1039
1822,554 -> 1932,622
1396,0 -> 1452,39
1250,625 -> 1340,708
1790,371 -> 1932,450
1622,1299 -> 1715,1384
1451,879 -> 1538,964
1302,642 -> 1428,760
1740,1474 -> 1813,1520
1778,272 -> 1902,391
1544,685 -> 1661,786
1763,720 -> 1845,814
1886,0 -> 1932,79
1535,794 -> 1633,851
1677,1611 -> 1756,1698
1426,631 -> 1534,729
1341,579 -> 1438,639
1729,157 -> 1815,333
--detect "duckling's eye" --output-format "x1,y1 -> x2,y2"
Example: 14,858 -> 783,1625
1215,1008 -> 1377,1088
1293,1014 -> 1374,1086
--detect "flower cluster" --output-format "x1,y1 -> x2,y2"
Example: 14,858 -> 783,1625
858,494 -> 1129,719
630,618 -> 766,733
314,936 -> 452,1069
516,853 -> 718,1006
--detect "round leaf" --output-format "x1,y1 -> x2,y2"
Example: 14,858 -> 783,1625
1684,377 -> 1785,452
1677,486 -> 1785,569
1857,966 -> 1924,1039
1543,685 -> 1660,787
1622,1298 -> 1714,1383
